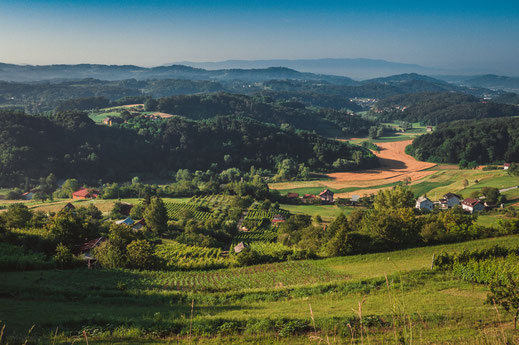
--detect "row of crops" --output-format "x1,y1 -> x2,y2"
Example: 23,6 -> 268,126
164,202 -> 212,221
245,209 -> 290,221
189,194 -> 233,208
233,228 -> 278,245
144,260 -> 345,292
155,241 -> 229,270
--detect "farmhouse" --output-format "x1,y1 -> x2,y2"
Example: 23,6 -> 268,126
461,198 -> 485,213
61,202 -> 76,212
22,191 -> 34,200
302,194 -> 316,204
504,163 -> 511,170
319,189 -> 334,204
271,214 -> 286,224
440,193 -> 461,209
234,242 -> 246,253
102,117 -> 123,126
426,126 -> 433,132
72,188 -> 99,200
115,217 -> 135,226
80,237 -> 107,268
415,196 -> 434,211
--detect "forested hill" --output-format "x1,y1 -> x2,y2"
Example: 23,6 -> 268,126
407,117 -> 519,164
372,92 -> 519,125
0,110 -> 378,187
147,93 -> 373,137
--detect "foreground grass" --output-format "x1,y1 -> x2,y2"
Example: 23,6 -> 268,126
2,235 -> 519,344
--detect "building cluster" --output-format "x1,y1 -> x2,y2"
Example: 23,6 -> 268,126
285,189 -> 335,204
415,192 -> 489,213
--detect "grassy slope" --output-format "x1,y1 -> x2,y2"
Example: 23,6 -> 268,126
2,235 -> 519,343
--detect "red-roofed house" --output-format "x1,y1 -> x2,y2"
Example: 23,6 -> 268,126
286,193 -> 299,199
504,163 -> 511,170
72,188 -> 99,200
271,214 -> 286,224
461,198 -> 484,213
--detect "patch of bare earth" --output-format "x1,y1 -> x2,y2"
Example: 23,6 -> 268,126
328,140 -> 436,197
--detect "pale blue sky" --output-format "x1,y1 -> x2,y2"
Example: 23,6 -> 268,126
0,0 -> 518,73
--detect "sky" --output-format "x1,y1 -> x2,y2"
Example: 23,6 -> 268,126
0,0 -> 518,74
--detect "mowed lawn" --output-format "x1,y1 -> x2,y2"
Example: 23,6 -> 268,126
280,203 -> 354,220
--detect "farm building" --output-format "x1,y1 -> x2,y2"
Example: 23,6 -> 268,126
234,242 -> 246,253
319,189 -> 334,204
286,193 -> 299,199
426,126 -> 433,132
440,193 -> 461,209
61,202 -> 76,212
72,188 -> 99,200
302,194 -> 317,204
461,198 -> 485,213
504,163 -> 511,170
415,196 -> 434,211
22,192 -> 34,200
116,217 -> 135,226
80,237 -> 107,268
103,117 -> 124,126
132,219 -> 146,230
272,214 -> 286,224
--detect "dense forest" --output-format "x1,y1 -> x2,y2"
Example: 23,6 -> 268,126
0,110 -> 377,188
407,117 -> 519,164
373,92 -> 519,125
147,93 -> 374,137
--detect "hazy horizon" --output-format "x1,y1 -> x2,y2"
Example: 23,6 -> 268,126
1,0 -> 518,75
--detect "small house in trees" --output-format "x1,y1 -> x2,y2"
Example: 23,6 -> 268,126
319,189 -> 334,204
440,193 -> 461,209
61,202 -> 76,212
234,242 -> 246,253
22,192 -> 34,200
286,193 -> 299,199
426,126 -> 433,132
415,196 -> 434,211
132,219 -> 146,231
302,194 -> 317,204
80,237 -> 107,268
72,188 -> 99,200
115,217 -> 135,226
272,214 -> 286,224
504,163 -> 511,170
462,198 -> 484,213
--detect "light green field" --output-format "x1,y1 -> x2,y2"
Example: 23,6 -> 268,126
2,235 -> 519,344
88,111 -> 121,123
280,203 -> 354,220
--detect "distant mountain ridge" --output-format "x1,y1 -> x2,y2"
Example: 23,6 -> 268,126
171,58 -> 438,80
0,62 -> 358,85
436,74 -> 519,92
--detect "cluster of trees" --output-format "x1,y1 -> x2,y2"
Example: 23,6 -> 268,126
407,117 -> 519,164
145,92 -> 374,137
0,110 -> 377,188
373,92 -> 519,125
276,186 -> 508,257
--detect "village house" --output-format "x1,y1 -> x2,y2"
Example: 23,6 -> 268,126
234,242 -> 246,253
504,163 -> 511,170
61,202 -> 76,212
302,194 -> 317,204
286,193 -> 299,200
461,198 -> 485,213
426,126 -> 433,132
22,191 -> 34,200
439,193 -> 461,209
72,188 -> 99,200
319,189 -> 334,204
80,237 -> 107,268
271,214 -> 286,224
415,196 -> 434,211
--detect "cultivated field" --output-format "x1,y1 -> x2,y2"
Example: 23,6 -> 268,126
2,235 -> 519,344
